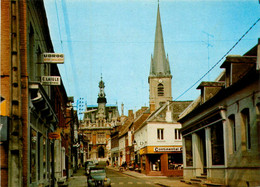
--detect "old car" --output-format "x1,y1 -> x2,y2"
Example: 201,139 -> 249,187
85,161 -> 96,175
87,167 -> 111,187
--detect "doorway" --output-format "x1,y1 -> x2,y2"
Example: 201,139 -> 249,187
149,154 -> 161,171
98,146 -> 104,158
196,129 -> 207,175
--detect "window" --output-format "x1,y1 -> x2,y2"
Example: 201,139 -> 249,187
241,108 -> 251,150
168,153 -> 183,170
228,115 -> 236,152
38,133 -> 43,181
86,133 -> 91,141
30,128 -> 37,183
43,137 -> 46,179
211,122 -> 224,165
157,129 -> 164,140
97,133 -> 105,144
157,83 -> 164,96
175,129 -> 181,140
185,135 -> 193,166
29,24 -> 35,81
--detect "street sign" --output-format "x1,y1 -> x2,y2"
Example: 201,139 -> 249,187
41,76 -> 61,86
154,147 -> 182,152
42,53 -> 64,64
48,132 -> 61,139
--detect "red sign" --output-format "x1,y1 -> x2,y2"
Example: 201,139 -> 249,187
48,132 -> 61,139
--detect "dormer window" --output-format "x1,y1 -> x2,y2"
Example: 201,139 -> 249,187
158,83 -> 164,96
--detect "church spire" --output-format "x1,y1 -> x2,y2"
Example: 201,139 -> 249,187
150,2 -> 171,77
148,2 -> 172,112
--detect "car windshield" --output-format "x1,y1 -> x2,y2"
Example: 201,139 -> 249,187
90,169 -> 105,174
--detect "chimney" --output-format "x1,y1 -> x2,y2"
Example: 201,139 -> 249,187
128,110 -> 134,120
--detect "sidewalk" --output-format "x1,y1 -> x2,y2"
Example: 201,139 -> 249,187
107,166 -> 192,187
67,167 -> 87,187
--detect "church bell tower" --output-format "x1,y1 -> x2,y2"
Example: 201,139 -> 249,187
149,3 -> 172,112
97,76 -> 107,118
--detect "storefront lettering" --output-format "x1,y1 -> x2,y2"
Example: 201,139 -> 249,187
154,147 -> 182,152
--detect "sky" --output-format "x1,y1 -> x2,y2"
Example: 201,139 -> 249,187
44,0 -> 260,117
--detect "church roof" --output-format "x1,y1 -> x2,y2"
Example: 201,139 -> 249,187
150,3 -> 171,77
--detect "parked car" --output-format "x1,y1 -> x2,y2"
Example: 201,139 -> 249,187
85,161 -> 96,175
87,167 -> 111,187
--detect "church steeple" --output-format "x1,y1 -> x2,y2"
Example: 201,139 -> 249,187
148,2 -> 172,112
150,3 -> 171,77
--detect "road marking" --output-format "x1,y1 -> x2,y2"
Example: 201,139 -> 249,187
128,182 -> 133,184
146,181 -> 152,184
137,182 -> 142,184
119,182 -> 124,185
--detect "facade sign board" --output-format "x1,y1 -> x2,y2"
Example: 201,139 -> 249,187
48,132 -> 61,139
154,147 -> 182,152
41,76 -> 61,86
140,146 -> 182,155
43,53 -> 64,64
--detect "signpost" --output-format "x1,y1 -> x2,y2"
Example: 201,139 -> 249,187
41,76 -> 61,86
42,53 -> 64,64
48,132 -> 61,139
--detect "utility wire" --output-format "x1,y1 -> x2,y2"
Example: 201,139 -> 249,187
55,0 -> 63,51
61,0 -> 81,97
174,17 -> 260,101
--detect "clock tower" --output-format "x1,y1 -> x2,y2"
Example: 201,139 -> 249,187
149,3 -> 172,112
97,76 -> 106,118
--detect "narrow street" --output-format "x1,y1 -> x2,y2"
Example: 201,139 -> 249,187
67,166 -> 192,187
67,167 -> 158,187
106,168 -> 158,187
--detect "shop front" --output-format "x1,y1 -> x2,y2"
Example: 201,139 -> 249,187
140,146 -> 183,176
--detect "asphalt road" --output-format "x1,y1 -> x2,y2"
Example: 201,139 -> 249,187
106,168 -> 160,187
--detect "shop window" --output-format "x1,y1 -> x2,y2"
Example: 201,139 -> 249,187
241,108 -> 251,150
30,128 -> 37,183
228,114 -> 236,152
211,122 -> 224,165
142,155 -> 146,170
175,129 -> 181,140
158,83 -> 164,96
157,129 -> 164,140
43,137 -> 46,179
185,135 -> 193,166
168,153 -> 183,170
150,155 -> 161,171
38,133 -> 43,180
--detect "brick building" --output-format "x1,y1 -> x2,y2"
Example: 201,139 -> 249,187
0,1 -> 77,186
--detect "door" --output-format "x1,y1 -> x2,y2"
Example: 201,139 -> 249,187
197,130 -> 207,175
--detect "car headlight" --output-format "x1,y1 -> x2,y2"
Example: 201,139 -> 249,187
104,178 -> 108,181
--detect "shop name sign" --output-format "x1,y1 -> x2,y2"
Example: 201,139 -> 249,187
154,147 -> 182,152
43,53 -> 64,64
41,76 -> 61,85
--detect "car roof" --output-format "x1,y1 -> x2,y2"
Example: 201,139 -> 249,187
90,166 -> 105,170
